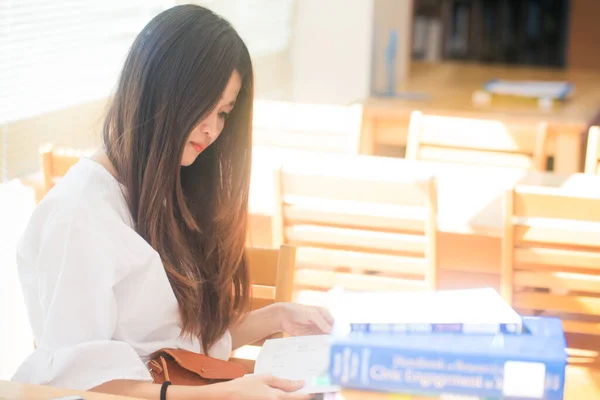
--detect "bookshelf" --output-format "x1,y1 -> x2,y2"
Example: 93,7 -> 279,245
412,0 -> 570,68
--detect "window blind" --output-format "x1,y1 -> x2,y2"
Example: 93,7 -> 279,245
0,0 -> 172,181
0,0 -> 173,124
0,1 -> 296,181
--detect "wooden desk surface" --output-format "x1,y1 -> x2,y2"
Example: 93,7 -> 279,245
4,363 -> 598,400
0,380 -> 140,400
249,146 -> 600,238
365,61 -> 600,127
361,62 -> 600,174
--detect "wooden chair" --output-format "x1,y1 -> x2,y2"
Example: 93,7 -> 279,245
39,144 -> 93,198
272,164 -> 439,293
246,245 -> 296,312
501,185 -> 600,336
230,245 -> 296,372
584,126 -> 600,174
406,111 -> 549,170
252,99 -> 363,154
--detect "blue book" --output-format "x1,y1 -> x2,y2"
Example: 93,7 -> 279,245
330,288 -> 524,336
328,317 -> 567,399
350,321 -> 522,335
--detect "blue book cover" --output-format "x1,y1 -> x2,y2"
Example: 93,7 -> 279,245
329,317 -> 567,399
350,321 -> 522,335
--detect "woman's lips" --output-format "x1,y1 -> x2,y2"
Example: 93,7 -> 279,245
191,142 -> 205,152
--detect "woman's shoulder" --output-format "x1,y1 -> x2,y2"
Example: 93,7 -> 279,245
18,158 -> 157,272
32,157 -> 130,229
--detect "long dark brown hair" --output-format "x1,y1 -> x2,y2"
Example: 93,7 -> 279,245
102,4 -> 253,353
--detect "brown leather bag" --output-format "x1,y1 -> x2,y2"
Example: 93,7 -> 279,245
147,348 -> 247,386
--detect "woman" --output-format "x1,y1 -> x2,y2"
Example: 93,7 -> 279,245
12,5 -> 332,400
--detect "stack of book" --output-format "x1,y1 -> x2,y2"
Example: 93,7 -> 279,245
326,288 -> 568,399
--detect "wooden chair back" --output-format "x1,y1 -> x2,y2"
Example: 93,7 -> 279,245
252,99 -> 363,154
272,164 -> 438,293
40,144 -> 92,196
501,185 -> 600,335
246,245 -> 296,311
584,126 -> 600,174
406,111 -> 548,170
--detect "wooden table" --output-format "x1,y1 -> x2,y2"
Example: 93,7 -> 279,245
0,380 -> 140,400
248,146 -> 600,289
361,62 -> 600,174
3,362 -> 599,400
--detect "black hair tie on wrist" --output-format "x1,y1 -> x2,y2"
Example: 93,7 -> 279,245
160,381 -> 172,400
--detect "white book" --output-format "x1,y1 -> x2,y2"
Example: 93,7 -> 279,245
328,287 -> 523,335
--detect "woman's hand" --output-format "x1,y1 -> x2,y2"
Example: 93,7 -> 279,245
215,374 -> 312,400
279,303 -> 334,336
230,302 -> 335,349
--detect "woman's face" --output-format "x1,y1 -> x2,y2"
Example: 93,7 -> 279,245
181,70 -> 242,167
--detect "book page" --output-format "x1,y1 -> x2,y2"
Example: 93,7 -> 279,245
253,335 -> 340,394
330,287 -> 521,327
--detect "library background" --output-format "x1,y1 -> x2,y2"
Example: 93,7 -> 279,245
2,1 -> 600,399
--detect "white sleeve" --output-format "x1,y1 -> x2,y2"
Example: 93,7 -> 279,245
12,218 -> 152,390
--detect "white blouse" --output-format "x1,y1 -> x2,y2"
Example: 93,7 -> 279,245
11,158 -> 232,391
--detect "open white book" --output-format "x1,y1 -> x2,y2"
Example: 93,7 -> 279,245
251,334 -> 339,394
